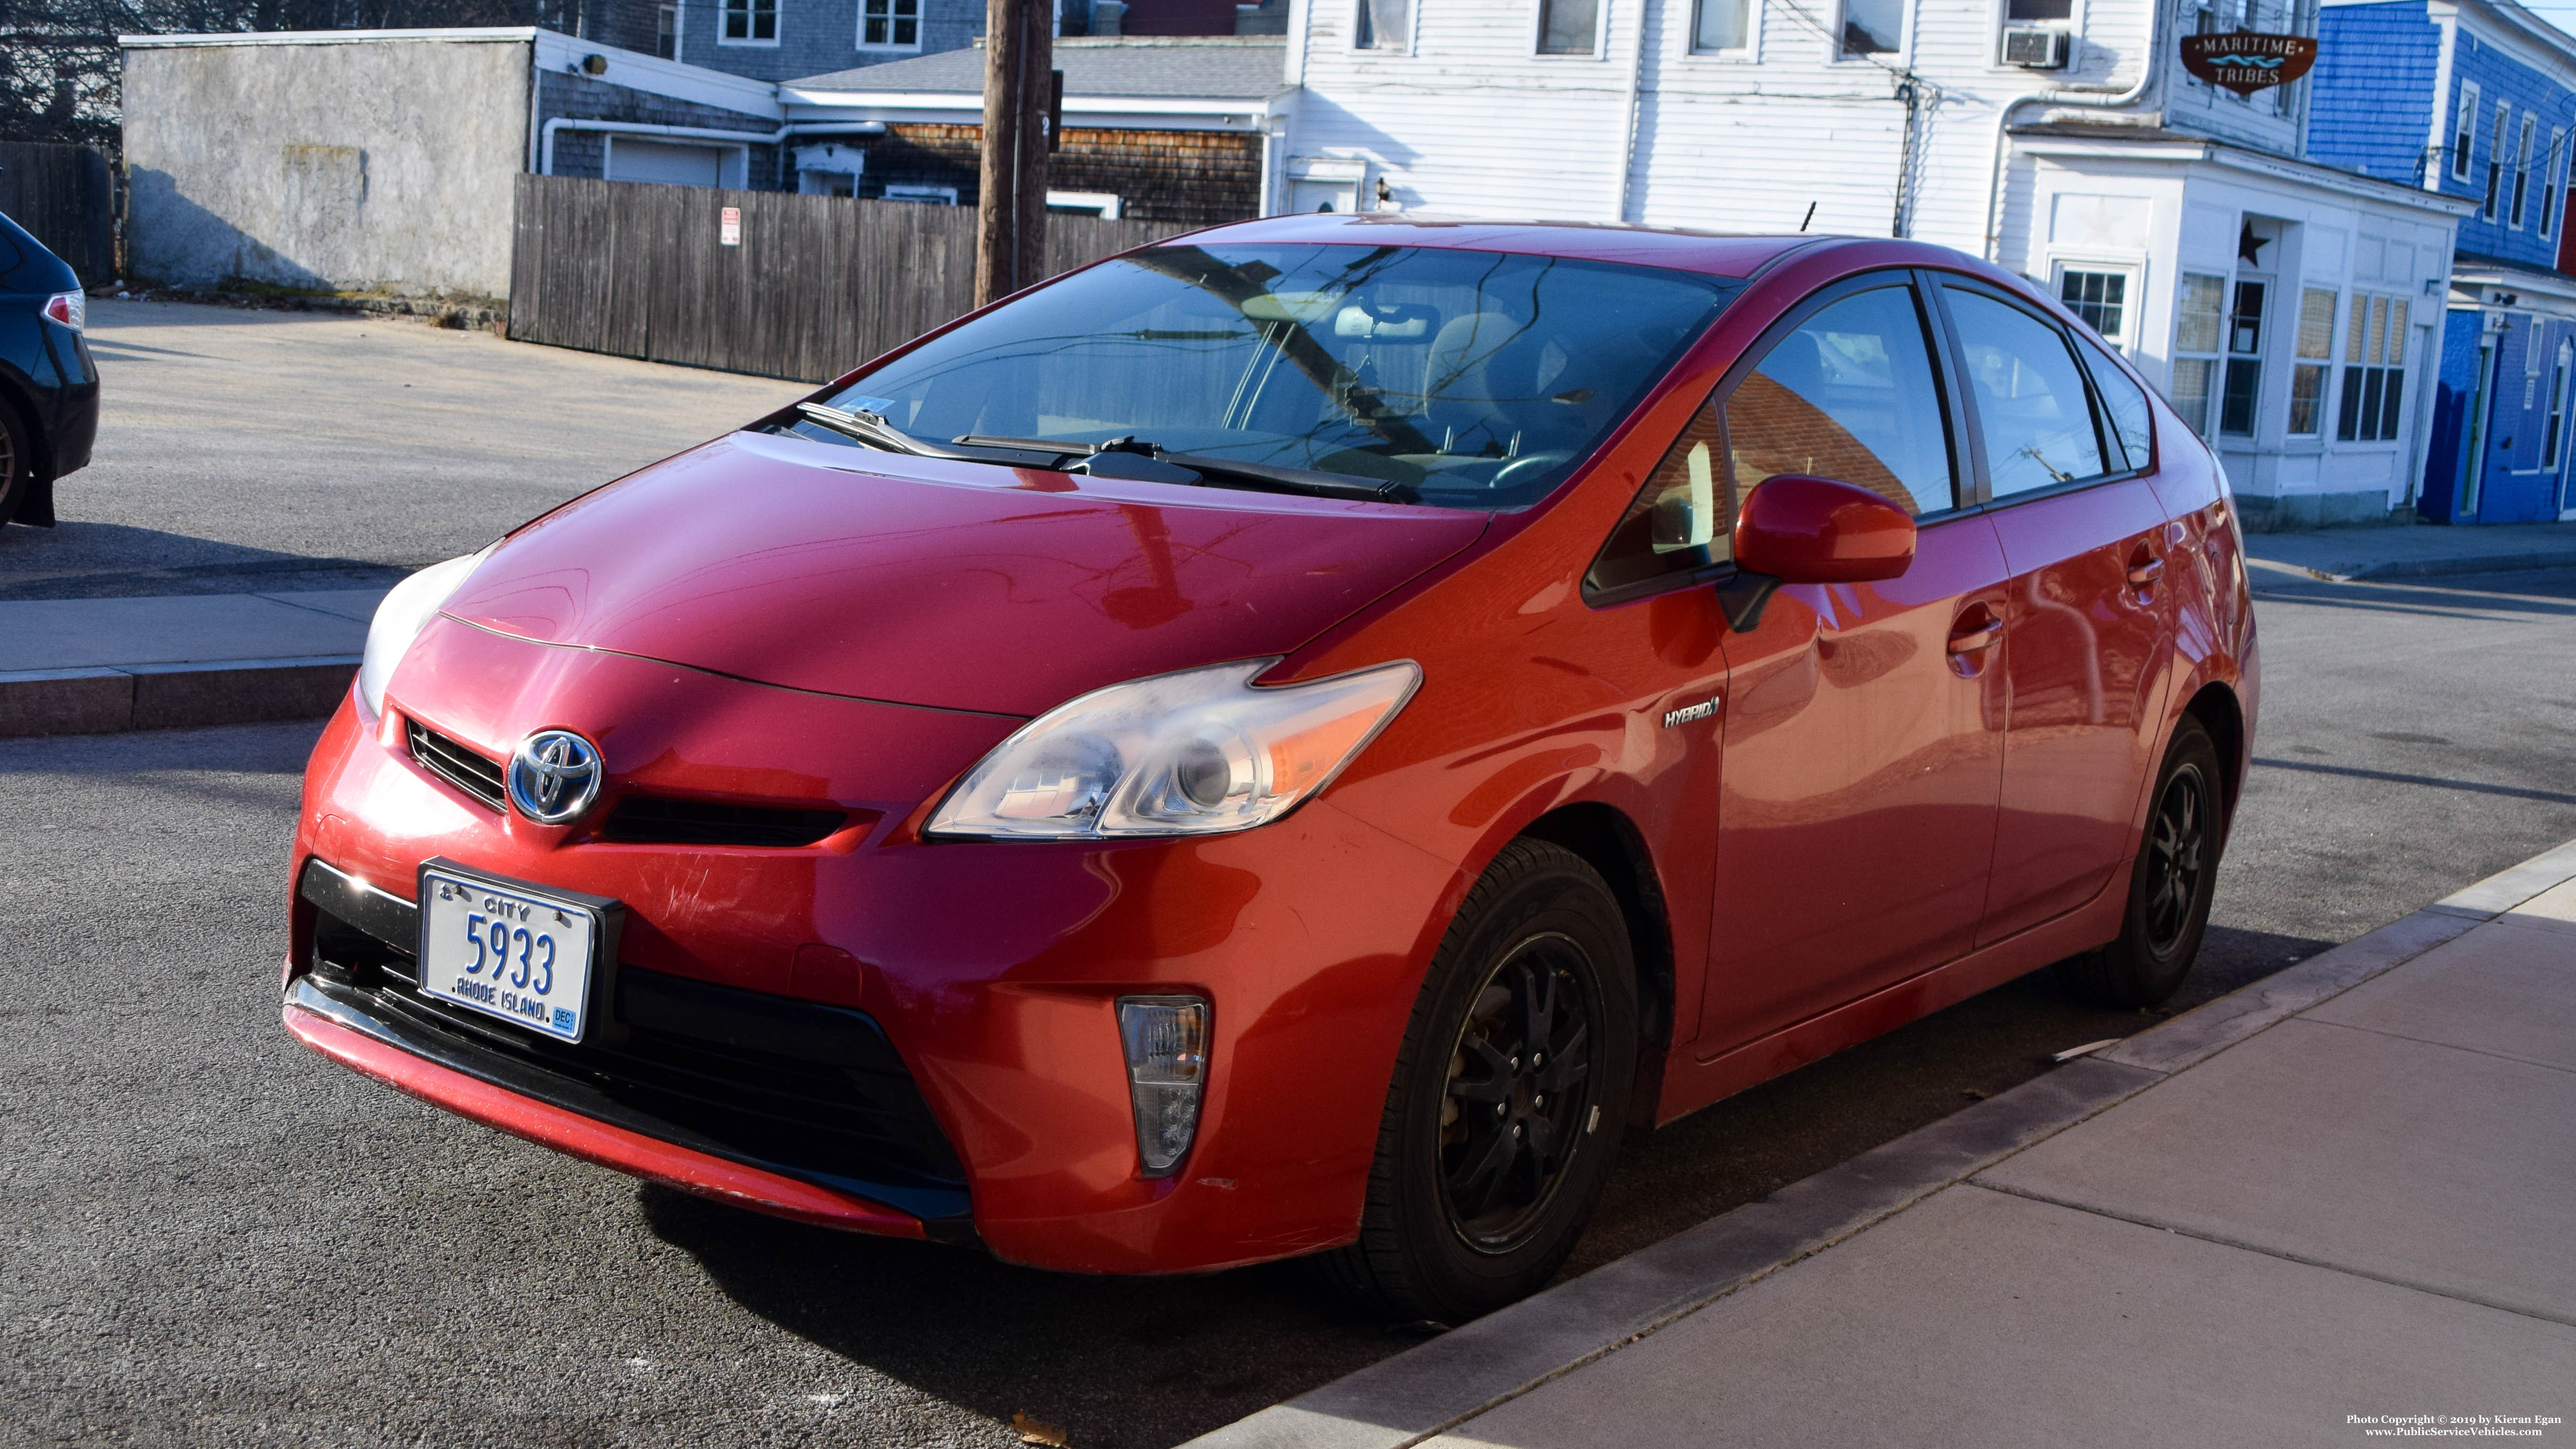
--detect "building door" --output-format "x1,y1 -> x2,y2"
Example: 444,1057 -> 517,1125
2477,316 -> 2566,523
2462,332 -> 2498,518
606,137 -> 732,188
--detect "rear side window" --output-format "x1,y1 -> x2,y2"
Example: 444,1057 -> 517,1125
2072,331 -> 2154,473
1587,281 -> 1957,598
1944,287 -> 2108,498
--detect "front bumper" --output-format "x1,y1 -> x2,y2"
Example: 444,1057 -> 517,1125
289,620 -> 1463,1273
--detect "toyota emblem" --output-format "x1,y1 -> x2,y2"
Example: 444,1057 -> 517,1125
507,729 -> 603,824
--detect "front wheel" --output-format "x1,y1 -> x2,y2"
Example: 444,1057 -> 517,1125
2056,714 -> 2225,1009
1319,838 -> 1637,1323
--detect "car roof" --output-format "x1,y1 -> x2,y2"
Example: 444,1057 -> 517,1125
1166,213 -> 1859,278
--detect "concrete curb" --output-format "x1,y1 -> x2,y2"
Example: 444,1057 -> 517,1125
2246,550 -> 2576,583
0,655 -> 357,737
1180,841 -> 2576,1449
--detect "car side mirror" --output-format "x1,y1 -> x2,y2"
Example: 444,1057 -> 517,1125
1715,474 -> 1919,632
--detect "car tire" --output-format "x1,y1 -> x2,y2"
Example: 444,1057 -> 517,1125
0,399 -> 28,525
1319,837 -> 1638,1324
2055,714 -> 2225,1010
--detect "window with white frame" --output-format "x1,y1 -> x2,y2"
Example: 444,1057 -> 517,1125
721,0 -> 777,42
2548,130 -> 2568,241
1694,0 -> 1750,52
2455,84 -> 2480,181
2057,268 -> 2130,346
2289,287 -> 2334,436
1353,0 -> 1408,49
2487,104 -> 2511,220
2219,278 -> 2267,437
1537,0 -> 1600,55
2336,293 -> 2409,442
2002,0 -> 2072,54
1839,0 -> 1902,56
861,0 -> 918,46
655,2 -> 677,56
2514,114 -> 2538,228
2171,273 -> 2226,438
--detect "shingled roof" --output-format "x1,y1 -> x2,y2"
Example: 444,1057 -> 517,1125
787,36 -> 1287,100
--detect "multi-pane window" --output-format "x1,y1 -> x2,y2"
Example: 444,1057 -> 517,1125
2289,287 -> 2335,436
1840,0 -> 1902,55
2487,104 -> 2511,220
2549,130 -> 2568,242
1353,0 -> 1409,49
2456,85 -> 2480,181
2172,273 -> 2226,439
721,0 -> 776,41
862,0 -> 917,46
1694,0 -> 1749,51
2220,279 -> 2266,437
2335,294 -> 2410,442
2059,269 -> 2127,343
655,2 -> 676,56
1537,0 -> 1601,53
2514,115 -> 2538,228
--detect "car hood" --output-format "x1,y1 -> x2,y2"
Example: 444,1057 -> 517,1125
441,432 -> 1488,718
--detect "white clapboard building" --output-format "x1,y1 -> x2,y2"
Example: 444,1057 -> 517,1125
1266,0 -> 2471,528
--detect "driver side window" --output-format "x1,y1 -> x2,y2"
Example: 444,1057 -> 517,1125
1586,278 -> 1957,600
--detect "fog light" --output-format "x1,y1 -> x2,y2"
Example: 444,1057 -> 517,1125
1117,995 -> 1207,1176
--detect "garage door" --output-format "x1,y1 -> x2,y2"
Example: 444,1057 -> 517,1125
606,138 -> 730,188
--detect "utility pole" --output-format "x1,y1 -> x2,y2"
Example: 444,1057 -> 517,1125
975,0 -> 1055,306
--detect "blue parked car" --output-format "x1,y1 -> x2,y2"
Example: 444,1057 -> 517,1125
0,209 -> 98,526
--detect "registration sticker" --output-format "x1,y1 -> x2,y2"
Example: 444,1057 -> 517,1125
416,866 -> 601,1044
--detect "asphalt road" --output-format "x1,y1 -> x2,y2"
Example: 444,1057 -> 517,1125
7,308 -> 2576,1447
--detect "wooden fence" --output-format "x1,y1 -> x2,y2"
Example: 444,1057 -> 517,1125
0,143 -> 116,287
507,174 -> 1184,383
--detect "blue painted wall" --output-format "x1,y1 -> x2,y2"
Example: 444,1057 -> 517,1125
2310,3 -> 2442,185
2316,2 -> 2576,269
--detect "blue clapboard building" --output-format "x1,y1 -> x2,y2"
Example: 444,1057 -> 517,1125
2313,0 -> 2576,522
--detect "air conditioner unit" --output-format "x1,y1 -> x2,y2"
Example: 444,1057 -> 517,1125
2002,27 -> 2070,68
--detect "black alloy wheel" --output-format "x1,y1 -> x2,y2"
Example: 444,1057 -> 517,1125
2141,763 -> 2211,956
1439,934 -> 1598,1253
2057,714 -> 2225,1009
1320,838 -> 1637,1323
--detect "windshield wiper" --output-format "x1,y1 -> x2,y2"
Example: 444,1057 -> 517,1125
969,434 -> 1413,503
792,401 -> 941,454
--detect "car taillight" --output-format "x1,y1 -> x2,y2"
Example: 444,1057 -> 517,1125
43,291 -> 85,331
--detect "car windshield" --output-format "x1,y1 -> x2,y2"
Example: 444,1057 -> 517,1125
809,243 -> 1743,509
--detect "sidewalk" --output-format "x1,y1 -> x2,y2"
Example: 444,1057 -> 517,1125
2245,518 -> 2576,581
1197,840 -> 2576,1448
0,588 -> 385,736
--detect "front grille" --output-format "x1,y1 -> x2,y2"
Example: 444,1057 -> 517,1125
407,720 -> 505,812
600,796 -> 849,847
297,861 -> 971,1229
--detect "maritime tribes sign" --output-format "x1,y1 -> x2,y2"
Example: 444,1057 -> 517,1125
2180,31 -> 2320,95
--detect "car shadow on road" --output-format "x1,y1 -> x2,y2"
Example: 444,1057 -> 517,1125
639,923 -> 2334,1448
638,1182 -> 1404,1449
0,520 -> 406,600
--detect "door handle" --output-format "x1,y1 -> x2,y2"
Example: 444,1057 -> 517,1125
1946,619 -> 2004,655
2127,558 -> 2166,587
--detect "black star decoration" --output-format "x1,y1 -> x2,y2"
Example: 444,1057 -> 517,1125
2238,221 -> 2268,267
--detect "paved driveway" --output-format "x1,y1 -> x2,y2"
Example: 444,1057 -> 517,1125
0,300 -> 804,599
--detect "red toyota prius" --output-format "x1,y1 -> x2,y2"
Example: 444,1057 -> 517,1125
286,216 -> 2254,1321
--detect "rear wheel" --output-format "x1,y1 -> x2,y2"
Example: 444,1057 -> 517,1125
1319,838 -> 1637,1323
2056,714 -> 2224,1009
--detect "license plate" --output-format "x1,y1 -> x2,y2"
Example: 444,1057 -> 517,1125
417,866 -> 600,1043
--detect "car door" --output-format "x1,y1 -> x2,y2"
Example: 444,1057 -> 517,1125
1930,279 -> 2181,946
1692,272 -> 2013,1056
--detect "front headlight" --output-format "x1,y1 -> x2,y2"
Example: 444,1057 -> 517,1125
925,658 -> 1420,839
356,547 -> 493,720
